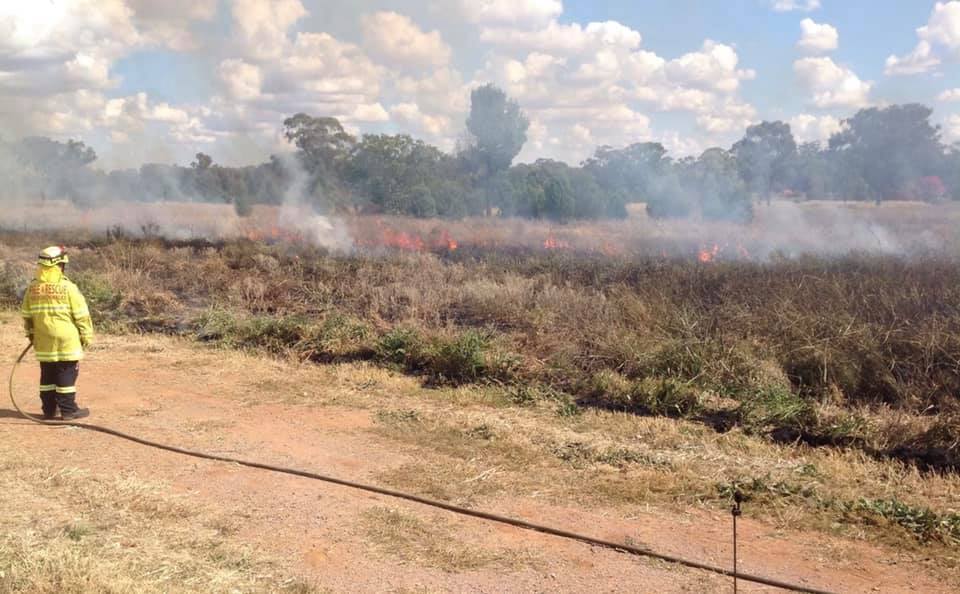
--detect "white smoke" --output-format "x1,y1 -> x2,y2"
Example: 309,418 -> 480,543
273,154 -> 352,251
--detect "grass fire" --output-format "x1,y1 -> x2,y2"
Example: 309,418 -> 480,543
3,201 -> 960,592
4,1 -> 960,592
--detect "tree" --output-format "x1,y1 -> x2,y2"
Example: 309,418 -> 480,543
282,113 -> 356,209
464,84 -> 529,214
668,148 -> 752,222
191,152 -> 213,170
283,114 -> 356,164
348,133 -> 453,217
786,141 -> 828,199
583,142 -> 669,209
12,137 -> 98,204
828,104 -> 944,202
732,121 -> 797,203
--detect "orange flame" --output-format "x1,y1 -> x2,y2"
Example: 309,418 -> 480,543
353,221 -> 459,253
698,244 -> 720,263
544,234 -> 570,250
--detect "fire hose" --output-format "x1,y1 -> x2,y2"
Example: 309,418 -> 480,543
8,343 -> 832,594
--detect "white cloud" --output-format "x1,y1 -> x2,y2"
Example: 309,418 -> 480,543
390,102 -> 453,142
797,18 -> 838,54
0,1 -> 140,141
938,88 -> 960,101
461,0 -> 563,27
885,1 -> 960,76
694,98 -> 757,135
361,11 -> 451,70
479,20 -> 641,55
219,59 -> 263,101
516,103 -> 653,163
127,0 -> 217,51
202,7 -> 390,155
656,88 -> 714,112
918,1 -> 960,50
658,131 -> 705,158
788,113 -> 842,143
394,67 -> 469,116
794,56 -> 872,108
944,114 -> 960,143
664,40 -> 756,93
230,0 -> 307,60
772,0 -> 821,12
0,1 -> 904,170
885,40 -> 941,75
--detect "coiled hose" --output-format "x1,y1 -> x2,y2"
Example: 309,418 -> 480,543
8,343 -> 832,593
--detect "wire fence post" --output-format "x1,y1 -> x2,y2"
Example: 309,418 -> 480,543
732,490 -> 743,594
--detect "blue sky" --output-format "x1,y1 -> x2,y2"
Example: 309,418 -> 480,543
3,1 -> 959,169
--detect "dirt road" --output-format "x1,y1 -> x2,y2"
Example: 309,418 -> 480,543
0,316 -> 951,593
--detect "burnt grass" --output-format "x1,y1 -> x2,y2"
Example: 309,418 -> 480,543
2,233 -> 959,470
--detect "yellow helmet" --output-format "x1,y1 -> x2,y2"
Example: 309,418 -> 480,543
38,245 -> 69,267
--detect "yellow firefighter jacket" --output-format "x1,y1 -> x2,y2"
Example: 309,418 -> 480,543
20,266 -> 94,362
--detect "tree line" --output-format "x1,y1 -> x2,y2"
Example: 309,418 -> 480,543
2,84 -> 959,222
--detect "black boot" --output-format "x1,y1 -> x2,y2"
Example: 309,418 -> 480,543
61,408 -> 90,421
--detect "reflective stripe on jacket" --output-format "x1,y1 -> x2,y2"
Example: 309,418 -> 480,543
20,266 -> 94,362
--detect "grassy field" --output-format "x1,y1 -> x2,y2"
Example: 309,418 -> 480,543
2,200 -> 960,588
1,203 -> 959,470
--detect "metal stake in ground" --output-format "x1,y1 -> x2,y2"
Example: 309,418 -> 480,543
732,490 -> 744,594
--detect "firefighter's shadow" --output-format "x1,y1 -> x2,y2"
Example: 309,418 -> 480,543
0,408 -> 43,420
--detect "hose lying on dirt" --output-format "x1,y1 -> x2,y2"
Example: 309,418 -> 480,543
8,343 -> 832,594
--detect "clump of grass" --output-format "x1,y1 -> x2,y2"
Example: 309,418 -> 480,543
585,371 -> 702,417
196,309 -> 374,362
738,386 -> 816,437
466,424 -> 496,440
425,330 -> 501,384
375,409 -> 422,425
505,384 -> 568,407
716,476 -> 819,505
71,271 -> 125,331
360,506 -> 529,571
0,261 -> 26,306
550,440 -> 666,469
842,498 -> 960,545
375,327 -> 425,367
376,327 -> 518,385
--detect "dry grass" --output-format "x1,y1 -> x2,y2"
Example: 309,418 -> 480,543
3,223 -> 960,468
0,443 -> 320,594
0,303 -> 957,585
369,391 -> 960,576
360,506 -> 539,572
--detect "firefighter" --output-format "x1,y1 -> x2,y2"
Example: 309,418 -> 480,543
20,246 -> 94,420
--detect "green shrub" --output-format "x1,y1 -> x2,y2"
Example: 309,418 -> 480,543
426,330 -> 492,383
738,386 -> 815,436
631,377 -> 702,417
419,330 -> 518,385
376,327 -> 426,366
585,371 -> 700,417
72,272 -> 121,315
196,310 -> 308,353
300,313 -> 373,360
844,498 -> 960,545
